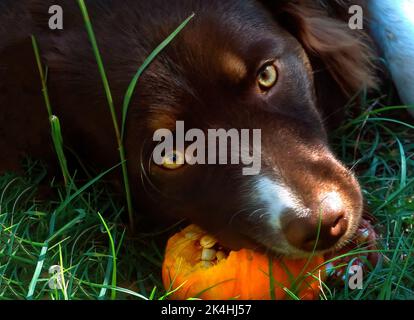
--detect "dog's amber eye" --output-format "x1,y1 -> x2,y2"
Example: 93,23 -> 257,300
160,150 -> 185,170
257,63 -> 277,90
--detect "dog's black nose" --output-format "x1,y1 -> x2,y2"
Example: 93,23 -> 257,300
282,200 -> 348,252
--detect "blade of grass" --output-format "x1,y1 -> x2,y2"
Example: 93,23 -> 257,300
98,254 -> 113,300
26,211 -> 57,300
31,35 -> 52,118
77,0 -> 134,229
50,116 -> 71,186
396,138 -> 407,188
120,13 -> 195,140
46,210 -> 86,243
31,36 -> 71,187
53,163 -> 121,218
58,244 -> 69,300
293,208 -> 323,289
97,212 -> 117,300
149,286 -> 157,300
268,255 -> 276,300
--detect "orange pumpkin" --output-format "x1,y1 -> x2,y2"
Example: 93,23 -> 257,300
162,225 -> 326,300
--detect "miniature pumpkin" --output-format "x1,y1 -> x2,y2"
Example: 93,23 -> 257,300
162,225 -> 326,300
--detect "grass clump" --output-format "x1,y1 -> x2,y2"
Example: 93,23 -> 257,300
327,92 -> 414,300
0,161 -> 164,300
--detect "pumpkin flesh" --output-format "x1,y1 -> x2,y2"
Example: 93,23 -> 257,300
162,225 -> 326,300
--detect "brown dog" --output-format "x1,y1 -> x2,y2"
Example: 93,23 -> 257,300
0,0 -> 377,257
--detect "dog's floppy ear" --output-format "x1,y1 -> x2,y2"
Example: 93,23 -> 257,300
265,0 -> 378,97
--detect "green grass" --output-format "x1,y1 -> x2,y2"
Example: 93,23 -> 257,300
0,160 -> 164,300
329,96 -> 414,300
1,90 -> 413,300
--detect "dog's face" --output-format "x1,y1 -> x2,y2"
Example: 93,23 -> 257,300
2,0 -> 375,257
124,0 -> 370,257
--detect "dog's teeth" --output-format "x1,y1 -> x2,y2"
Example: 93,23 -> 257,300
201,248 -> 216,261
216,251 -> 227,261
200,235 -> 217,249
197,261 -> 214,268
185,232 -> 201,240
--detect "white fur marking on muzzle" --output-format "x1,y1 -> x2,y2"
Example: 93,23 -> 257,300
254,177 -> 309,229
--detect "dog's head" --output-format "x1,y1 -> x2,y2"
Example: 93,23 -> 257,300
122,0 -> 377,257
28,0 -> 376,256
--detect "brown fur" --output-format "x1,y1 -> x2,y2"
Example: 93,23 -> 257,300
280,0 -> 378,96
